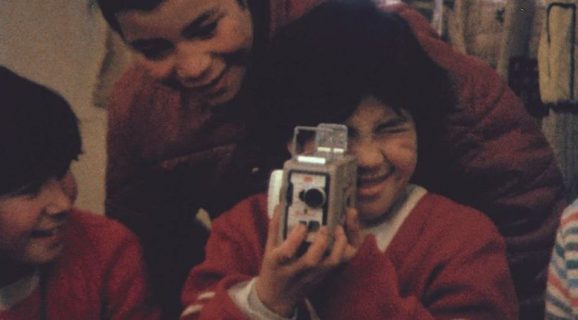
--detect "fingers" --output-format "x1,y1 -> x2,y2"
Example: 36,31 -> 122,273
265,205 -> 282,253
345,208 -> 362,248
324,226 -> 348,265
273,223 -> 307,265
298,227 -> 330,268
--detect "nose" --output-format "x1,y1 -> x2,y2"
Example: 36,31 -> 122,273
350,138 -> 385,170
44,178 -> 74,215
174,48 -> 212,84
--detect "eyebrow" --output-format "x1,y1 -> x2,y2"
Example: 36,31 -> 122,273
127,9 -> 218,50
378,116 -> 409,128
181,9 -> 218,38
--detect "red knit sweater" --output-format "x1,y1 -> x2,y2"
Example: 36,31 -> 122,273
0,210 -> 159,320
181,192 -> 518,320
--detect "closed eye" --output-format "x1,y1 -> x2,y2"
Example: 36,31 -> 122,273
192,21 -> 219,40
7,181 -> 43,199
374,118 -> 410,135
182,10 -> 222,40
130,40 -> 173,61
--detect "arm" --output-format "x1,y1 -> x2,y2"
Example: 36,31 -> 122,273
180,201 -> 266,320
180,197 -> 360,319
545,206 -> 578,319
103,225 -> 161,320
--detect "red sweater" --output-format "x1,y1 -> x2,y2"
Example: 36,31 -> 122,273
105,1 -> 564,316
181,192 -> 518,320
0,210 -> 159,320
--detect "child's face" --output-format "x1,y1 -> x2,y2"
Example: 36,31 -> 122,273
117,0 -> 253,107
346,96 -> 417,225
0,171 -> 76,265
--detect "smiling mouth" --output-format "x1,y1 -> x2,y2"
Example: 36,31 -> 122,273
357,171 -> 392,198
31,225 -> 65,238
195,67 -> 228,93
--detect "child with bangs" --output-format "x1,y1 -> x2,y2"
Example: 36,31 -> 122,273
0,66 -> 159,320
180,2 -> 518,319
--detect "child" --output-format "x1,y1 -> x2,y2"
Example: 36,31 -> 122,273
546,199 -> 578,319
0,66 -> 159,319
180,2 -> 518,319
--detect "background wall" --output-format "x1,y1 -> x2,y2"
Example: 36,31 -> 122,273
1,0 -> 573,213
0,0 -> 111,213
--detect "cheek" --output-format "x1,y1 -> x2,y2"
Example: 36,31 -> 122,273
214,13 -> 253,53
61,172 -> 78,203
0,208 -> 38,250
388,137 -> 418,176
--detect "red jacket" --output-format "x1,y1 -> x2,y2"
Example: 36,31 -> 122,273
0,210 -> 159,320
105,1 -> 565,317
181,192 -> 518,320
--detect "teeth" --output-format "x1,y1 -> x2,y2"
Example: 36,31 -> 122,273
31,227 -> 60,237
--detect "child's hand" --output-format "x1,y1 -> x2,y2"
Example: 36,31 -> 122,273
255,206 -> 361,317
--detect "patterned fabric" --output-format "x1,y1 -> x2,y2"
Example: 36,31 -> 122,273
546,199 -> 578,319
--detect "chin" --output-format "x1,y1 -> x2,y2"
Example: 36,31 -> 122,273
207,90 -> 238,107
358,197 -> 398,225
22,245 -> 64,265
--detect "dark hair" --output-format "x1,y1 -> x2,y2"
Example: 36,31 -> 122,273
97,0 -> 248,35
0,67 -> 82,196
254,1 -> 455,168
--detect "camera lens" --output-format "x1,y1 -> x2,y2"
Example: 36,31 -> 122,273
299,188 -> 326,208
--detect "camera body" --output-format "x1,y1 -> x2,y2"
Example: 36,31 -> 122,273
277,124 -> 357,249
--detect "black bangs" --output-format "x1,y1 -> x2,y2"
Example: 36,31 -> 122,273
0,66 -> 82,195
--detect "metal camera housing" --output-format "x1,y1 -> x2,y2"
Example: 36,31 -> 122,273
278,124 -> 357,251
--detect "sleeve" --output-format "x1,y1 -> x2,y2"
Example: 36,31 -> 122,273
313,231 -> 517,319
103,226 -> 161,320
386,4 -> 566,312
545,214 -> 575,319
228,278 -> 297,320
180,200 -> 268,320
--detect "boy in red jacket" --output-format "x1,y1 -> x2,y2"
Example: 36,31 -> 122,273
0,66 -> 159,320
180,2 -> 518,319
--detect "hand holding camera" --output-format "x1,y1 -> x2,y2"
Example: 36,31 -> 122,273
256,124 -> 363,316
255,205 -> 361,317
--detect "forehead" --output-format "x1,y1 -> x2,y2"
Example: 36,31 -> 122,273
116,0 -> 234,40
346,96 -> 409,127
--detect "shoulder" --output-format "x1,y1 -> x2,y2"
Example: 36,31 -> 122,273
63,209 -> 141,258
211,193 -> 269,233
108,64 -> 176,124
558,200 -> 578,237
413,193 -> 503,243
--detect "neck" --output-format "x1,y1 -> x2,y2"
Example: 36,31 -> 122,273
361,186 -> 412,229
0,260 -> 35,287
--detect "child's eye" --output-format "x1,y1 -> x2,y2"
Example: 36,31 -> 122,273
195,21 -> 219,40
139,46 -> 172,61
11,182 -> 43,198
375,124 -> 407,135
